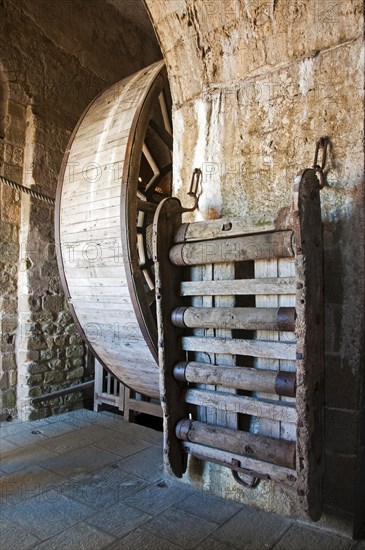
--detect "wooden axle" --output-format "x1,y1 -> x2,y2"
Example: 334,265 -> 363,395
173,361 -> 296,397
185,388 -> 297,423
176,419 -> 296,469
171,306 -> 296,332
169,231 -> 294,266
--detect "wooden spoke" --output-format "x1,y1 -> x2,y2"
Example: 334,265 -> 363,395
149,119 -> 173,151
145,163 -> 173,196
143,142 -> 160,175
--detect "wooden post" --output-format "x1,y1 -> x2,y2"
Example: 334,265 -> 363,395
292,169 -> 324,520
153,197 -> 187,477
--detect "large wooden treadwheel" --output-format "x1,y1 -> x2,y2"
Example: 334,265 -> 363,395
56,61 -> 172,398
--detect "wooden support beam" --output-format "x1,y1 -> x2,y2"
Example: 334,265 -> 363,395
176,419 -> 296,468
185,388 -> 297,423
179,277 -> 296,296
169,231 -> 294,266
181,336 -> 297,360
173,362 -> 296,397
172,306 -> 296,332
173,208 -> 292,243
181,441 -> 297,484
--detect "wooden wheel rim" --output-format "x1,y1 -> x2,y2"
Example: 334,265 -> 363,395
55,61 -> 172,398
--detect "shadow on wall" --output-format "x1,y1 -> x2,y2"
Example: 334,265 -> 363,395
322,189 -> 365,536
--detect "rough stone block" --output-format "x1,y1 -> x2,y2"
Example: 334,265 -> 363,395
66,366 -> 84,380
40,349 -> 54,361
26,336 -> 46,350
65,346 -> 84,359
29,387 -> 43,398
49,359 -> 62,370
27,374 -> 44,385
69,334 -> 83,345
8,369 -> 17,386
27,362 -> 47,374
42,323 -> 55,335
57,311 -> 73,325
40,261 -> 59,278
53,335 -> 66,347
44,371 -> 67,384
2,389 -> 16,409
26,350 -> 40,361
2,353 -> 16,370
0,221 -> 13,241
64,324 -> 77,335
0,242 -> 18,263
29,297 -> 41,312
42,295 -> 64,312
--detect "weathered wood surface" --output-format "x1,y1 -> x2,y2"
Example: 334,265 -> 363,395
181,442 -> 297,484
179,277 -> 296,296
213,263 -> 237,429
173,208 -> 292,243
185,388 -> 297,423
172,306 -> 295,331
174,362 -> 296,396
169,231 -> 294,266
153,197 -> 187,477
176,419 -> 296,468
292,169 -> 324,521
182,336 -> 297,360
56,61 -> 171,398
190,264 -> 216,424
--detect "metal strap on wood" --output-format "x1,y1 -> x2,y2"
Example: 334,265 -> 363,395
153,168 -> 324,521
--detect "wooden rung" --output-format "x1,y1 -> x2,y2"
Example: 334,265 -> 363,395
173,362 -> 296,397
173,209 -> 292,243
124,398 -> 163,418
176,419 -> 296,468
185,388 -> 297,423
181,336 -> 297,360
179,277 -> 296,296
172,306 -> 296,332
169,231 -> 294,266
181,441 -> 297,484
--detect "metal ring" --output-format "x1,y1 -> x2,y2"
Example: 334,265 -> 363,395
231,459 -> 260,488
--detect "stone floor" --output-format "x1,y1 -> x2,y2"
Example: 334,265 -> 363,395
0,409 -> 363,550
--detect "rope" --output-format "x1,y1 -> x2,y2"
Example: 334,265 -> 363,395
0,175 -> 55,204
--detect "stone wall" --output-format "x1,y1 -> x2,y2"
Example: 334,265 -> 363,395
0,0 -> 161,420
146,0 -> 364,537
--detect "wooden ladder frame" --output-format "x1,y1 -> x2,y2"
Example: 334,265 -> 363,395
152,169 -> 324,520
